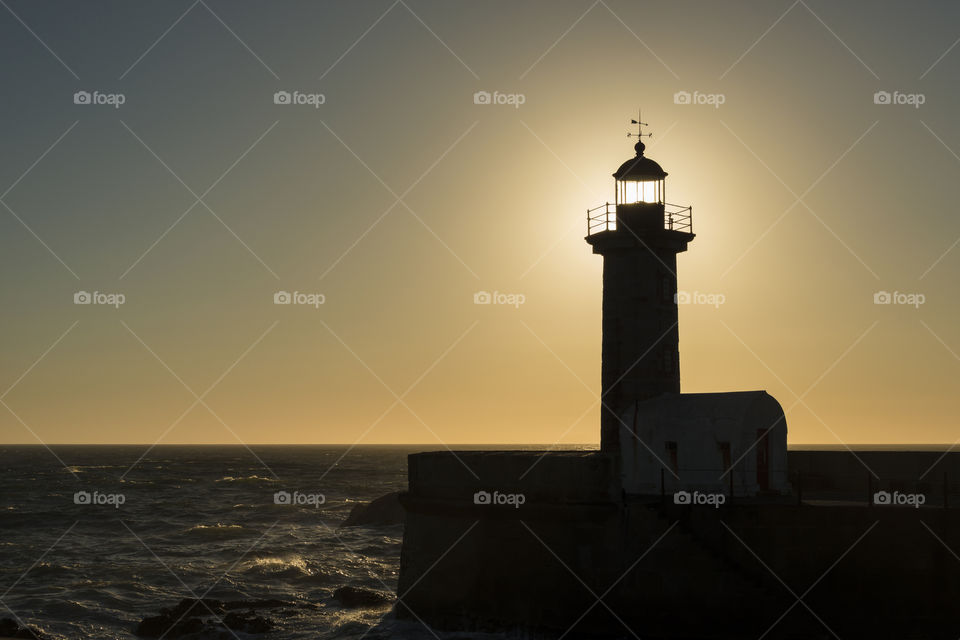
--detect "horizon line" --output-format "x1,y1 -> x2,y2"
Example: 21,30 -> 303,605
1,442 -> 957,448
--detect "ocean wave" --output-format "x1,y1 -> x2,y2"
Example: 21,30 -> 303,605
29,561 -> 74,576
215,475 -> 277,484
182,523 -> 262,539
49,599 -> 92,616
64,465 -> 123,473
1,445 -> 412,639
243,555 -> 313,578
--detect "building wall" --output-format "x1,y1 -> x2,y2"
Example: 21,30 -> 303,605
619,391 -> 790,496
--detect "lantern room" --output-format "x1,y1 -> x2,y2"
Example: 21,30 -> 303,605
613,140 -> 666,205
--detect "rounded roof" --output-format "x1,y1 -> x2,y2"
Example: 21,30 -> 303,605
613,141 -> 667,180
621,391 -> 786,433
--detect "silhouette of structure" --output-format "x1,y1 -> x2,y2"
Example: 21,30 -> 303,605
586,121 -> 693,452
584,124 -> 788,495
395,117 -> 960,639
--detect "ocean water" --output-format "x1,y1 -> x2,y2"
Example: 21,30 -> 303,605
0,445 -> 496,639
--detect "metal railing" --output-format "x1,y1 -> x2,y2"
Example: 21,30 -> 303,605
587,203 -> 616,234
665,203 -> 693,233
587,202 -> 693,236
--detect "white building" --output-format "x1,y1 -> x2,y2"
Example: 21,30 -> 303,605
618,390 -> 789,496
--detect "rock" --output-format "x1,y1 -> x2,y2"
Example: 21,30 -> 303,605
167,598 -> 226,618
0,619 -> 15,636
223,611 -> 272,633
134,613 -> 204,638
340,492 -> 405,527
135,598 -> 278,638
0,618 -> 44,638
223,598 -> 289,610
332,585 -> 394,608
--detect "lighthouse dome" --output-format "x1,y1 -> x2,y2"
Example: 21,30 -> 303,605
613,141 -> 668,180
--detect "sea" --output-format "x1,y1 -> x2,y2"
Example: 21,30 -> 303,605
0,445 -> 554,640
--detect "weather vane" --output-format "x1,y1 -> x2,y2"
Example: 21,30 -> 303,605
627,110 -> 652,140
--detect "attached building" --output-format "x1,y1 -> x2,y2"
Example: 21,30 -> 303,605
619,390 -> 789,496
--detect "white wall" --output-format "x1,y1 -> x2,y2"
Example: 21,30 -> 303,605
619,391 -> 789,496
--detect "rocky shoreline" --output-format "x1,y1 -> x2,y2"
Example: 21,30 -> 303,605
135,585 -> 395,639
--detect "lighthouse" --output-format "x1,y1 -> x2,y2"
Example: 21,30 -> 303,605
396,114 -> 795,638
586,119 -> 694,453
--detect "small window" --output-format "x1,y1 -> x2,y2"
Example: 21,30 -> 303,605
660,349 -> 675,374
719,442 -> 731,473
658,273 -> 674,304
665,441 -> 678,473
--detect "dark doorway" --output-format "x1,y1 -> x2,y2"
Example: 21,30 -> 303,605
756,430 -> 769,490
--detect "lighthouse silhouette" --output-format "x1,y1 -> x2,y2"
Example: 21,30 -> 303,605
586,119 -> 695,453
395,115 -> 795,636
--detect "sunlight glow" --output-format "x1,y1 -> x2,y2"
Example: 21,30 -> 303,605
617,179 -> 663,205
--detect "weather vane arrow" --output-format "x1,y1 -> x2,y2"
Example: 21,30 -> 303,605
627,110 -> 653,139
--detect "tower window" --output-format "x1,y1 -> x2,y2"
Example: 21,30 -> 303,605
659,273 -> 673,304
617,179 -> 662,204
719,442 -> 731,473
665,441 -> 678,474
660,349 -> 675,373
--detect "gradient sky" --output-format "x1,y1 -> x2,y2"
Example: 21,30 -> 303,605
1,0 -> 959,445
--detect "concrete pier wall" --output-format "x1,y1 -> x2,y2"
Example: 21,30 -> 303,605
788,449 -> 960,497
398,450 -> 960,638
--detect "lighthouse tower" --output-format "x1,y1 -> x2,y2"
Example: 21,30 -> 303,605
586,120 -> 694,453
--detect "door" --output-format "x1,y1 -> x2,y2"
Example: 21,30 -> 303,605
756,429 -> 769,491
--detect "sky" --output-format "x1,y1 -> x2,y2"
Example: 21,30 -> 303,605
1,0 -> 959,446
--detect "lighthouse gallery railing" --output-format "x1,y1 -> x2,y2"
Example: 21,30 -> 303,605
587,202 -> 693,236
